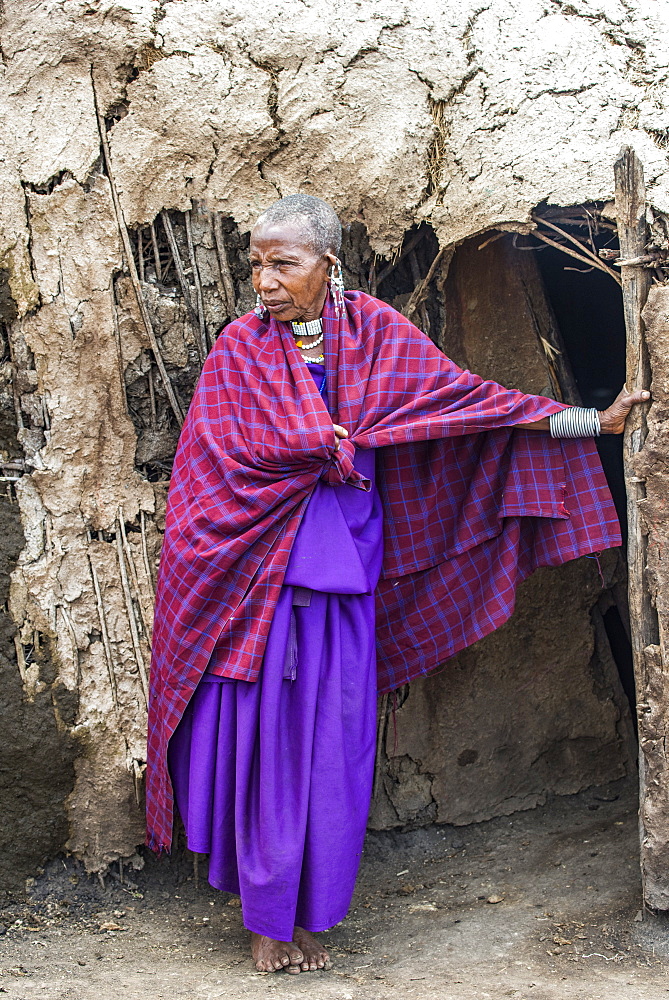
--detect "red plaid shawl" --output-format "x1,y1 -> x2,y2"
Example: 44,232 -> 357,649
146,290 -> 620,851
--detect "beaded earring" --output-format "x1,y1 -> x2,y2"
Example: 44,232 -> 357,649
329,258 -> 345,316
254,294 -> 266,318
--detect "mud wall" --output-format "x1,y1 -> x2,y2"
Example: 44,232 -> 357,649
0,0 -> 666,877
0,340 -> 79,895
634,286 -> 669,908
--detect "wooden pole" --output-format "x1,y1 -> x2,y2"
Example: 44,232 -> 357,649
614,145 -> 657,907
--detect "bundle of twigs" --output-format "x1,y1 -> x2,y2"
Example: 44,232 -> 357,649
529,212 -> 622,287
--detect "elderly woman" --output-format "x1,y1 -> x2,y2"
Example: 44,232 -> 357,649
147,194 -> 646,975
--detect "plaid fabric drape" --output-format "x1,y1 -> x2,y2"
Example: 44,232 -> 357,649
146,291 -> 620,852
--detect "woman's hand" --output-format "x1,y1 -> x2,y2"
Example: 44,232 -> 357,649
333,424 -> 348,451
598,386 -> 651,434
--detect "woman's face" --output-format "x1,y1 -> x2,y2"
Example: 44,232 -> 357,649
249,221 -> 336,322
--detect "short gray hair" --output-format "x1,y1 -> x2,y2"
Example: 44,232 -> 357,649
255,194 -> 342,257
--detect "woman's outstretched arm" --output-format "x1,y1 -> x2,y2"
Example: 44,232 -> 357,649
518,386 -> 650,434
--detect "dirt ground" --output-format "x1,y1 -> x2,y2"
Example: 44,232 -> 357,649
1,776 -> 668,1000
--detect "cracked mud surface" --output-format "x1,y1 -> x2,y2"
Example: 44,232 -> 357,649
1,778 -> 667,1000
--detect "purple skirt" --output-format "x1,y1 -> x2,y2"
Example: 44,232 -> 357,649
168,584 -> 377,939
169,365 -> 382,940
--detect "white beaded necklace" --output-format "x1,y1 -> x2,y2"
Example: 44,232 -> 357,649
291,318 -> 323,341
291,319 -> 324,348
291,318 -> 324,363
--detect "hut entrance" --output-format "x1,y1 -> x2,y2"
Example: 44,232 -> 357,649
369,208 -> 639,865
535,223 -> 636,720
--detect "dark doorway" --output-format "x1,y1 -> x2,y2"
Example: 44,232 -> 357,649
533,231 -> 636,720
535,241 -> 627,533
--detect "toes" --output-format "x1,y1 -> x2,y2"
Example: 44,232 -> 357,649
288,948 -> 304,965
286,964 -> 301,975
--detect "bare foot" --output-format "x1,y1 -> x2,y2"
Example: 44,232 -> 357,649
292,926 -> 332,972
250,932 -> 304,973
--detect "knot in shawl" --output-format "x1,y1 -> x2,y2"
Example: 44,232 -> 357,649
146,291 -> 620,852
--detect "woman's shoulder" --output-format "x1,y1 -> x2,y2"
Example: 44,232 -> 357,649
346,290 -> 412,325
213,310 -> 266,345
345,290 -> 425,338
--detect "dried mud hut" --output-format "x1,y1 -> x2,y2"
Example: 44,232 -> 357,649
1,0 -> 668,910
